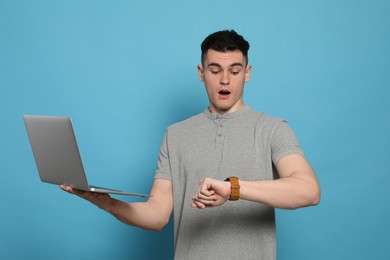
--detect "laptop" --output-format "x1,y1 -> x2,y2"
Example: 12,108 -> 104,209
23,115 -> 149,197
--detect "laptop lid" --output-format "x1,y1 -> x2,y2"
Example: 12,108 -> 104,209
23,115 -> 149,197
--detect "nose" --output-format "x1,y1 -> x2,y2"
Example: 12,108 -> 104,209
220,71 -> 230,86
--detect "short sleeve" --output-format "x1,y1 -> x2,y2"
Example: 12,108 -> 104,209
271,119 -> 304,165
154,131 -> 172,181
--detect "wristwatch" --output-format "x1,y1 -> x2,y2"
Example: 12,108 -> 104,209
225,177 -> 240,201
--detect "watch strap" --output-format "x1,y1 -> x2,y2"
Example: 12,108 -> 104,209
225,177 -> 240,201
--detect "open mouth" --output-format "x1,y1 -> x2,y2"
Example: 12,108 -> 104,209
219,89 -> 231,96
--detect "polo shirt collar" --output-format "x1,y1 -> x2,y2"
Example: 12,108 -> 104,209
203,105 -> 251,121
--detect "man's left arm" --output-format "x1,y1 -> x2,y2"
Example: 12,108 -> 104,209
191,154 -> 320,209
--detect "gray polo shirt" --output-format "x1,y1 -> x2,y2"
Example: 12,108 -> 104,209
155,105 -> 303,260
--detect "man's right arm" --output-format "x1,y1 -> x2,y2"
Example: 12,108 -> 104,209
60,178 -> 173,231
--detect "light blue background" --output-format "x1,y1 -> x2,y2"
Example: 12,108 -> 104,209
1,0 -> 389,259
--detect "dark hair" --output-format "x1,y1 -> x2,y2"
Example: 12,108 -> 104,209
201,30 -> 250,65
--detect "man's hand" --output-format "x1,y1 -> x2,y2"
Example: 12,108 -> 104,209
191,177 -> 231,209
60,179 -> 174,231
60,185 -> 112,210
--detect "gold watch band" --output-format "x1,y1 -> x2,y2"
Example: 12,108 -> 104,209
225,177 -> 240,201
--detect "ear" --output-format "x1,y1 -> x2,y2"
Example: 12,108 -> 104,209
245,65 -> 252,83
197,64 -> 204,82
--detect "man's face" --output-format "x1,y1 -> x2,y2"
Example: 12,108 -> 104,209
198,49 -> 252,115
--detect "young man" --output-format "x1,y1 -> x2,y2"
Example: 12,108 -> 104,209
61,30 -> 320,260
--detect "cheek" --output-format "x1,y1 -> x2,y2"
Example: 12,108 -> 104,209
205,87 -> 217,100
203,82 -> 214,96
204,78 -> 218,91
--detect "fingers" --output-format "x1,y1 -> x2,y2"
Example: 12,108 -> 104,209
191,178 -> 218,208
60,184 -> 73,193
191,177 -> 230,209
59,185 -> 98,201
191,200 -> 206,209
60,185 -> 85,196
196,182 -> 215,197
195,187 -> 215,200
59,185 -> 112,212
192,194 -> 216,208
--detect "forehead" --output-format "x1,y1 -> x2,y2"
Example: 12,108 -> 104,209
203,49 -> 246,67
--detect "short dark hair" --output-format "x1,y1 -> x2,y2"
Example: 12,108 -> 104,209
201,30 -> 250,65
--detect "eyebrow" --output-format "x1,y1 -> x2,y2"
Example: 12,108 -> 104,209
207,62 -> 244,68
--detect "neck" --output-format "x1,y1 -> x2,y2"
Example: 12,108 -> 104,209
208,102 -> 246,115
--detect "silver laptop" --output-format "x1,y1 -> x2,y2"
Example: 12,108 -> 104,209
23,115 -> 149,197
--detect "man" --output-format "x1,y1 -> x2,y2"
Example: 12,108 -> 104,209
61,30 -> 320,260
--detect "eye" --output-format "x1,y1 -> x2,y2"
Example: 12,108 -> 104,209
211,70 -> 221,75
231,71 -> 240,76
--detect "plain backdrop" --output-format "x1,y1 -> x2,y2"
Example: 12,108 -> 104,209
1,1 -> 389,259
